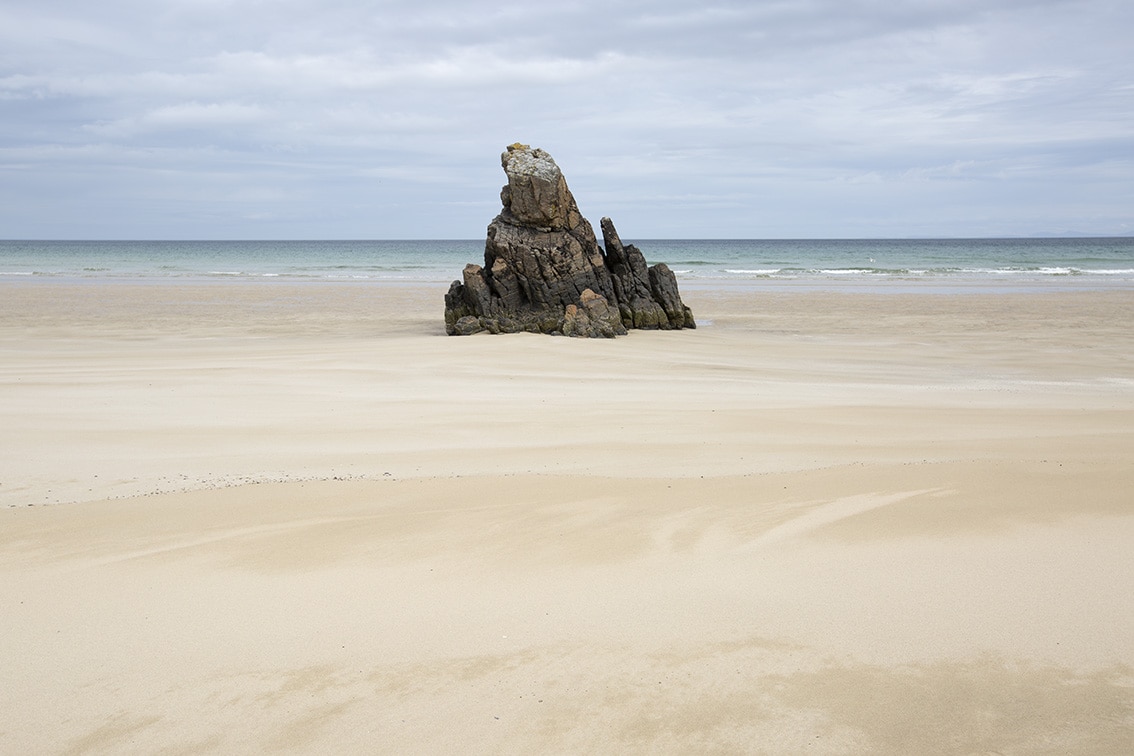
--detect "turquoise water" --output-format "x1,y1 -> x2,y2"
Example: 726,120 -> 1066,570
2,238 -> 1132,290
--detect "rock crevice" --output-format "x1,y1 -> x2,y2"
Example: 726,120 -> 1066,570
444,143 -> 694,337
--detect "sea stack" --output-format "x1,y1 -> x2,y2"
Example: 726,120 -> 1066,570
444,143 -> 695,337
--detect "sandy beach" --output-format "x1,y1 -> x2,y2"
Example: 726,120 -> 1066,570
2,281 -> 1132,753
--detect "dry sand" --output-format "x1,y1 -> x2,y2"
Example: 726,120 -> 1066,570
1,281 -> 1132,753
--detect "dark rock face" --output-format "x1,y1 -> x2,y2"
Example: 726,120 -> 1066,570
601,217 -> 695,331
444,143 -> 695,337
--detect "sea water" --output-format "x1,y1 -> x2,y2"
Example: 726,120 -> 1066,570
2,237 -> 1132,291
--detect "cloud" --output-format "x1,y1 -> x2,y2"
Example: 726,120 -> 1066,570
85,101 -> 269,137
1,0 -> 1131,237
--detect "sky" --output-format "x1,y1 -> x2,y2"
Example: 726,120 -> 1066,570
1,0 -> 1132,239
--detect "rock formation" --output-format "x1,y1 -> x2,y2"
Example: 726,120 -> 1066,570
444,144 -> 695,337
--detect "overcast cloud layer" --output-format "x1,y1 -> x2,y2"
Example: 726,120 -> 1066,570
2,0 -> 1131,238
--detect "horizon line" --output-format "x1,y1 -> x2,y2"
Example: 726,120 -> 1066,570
4,234 -> 1132,243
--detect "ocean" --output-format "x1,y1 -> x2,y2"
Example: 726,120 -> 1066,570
2,237 -> 1133,292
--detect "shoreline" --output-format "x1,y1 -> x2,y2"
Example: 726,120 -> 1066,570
6,272 -> 1134,295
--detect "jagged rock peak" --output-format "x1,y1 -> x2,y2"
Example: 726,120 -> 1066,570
600,216 -> 696,331
443,144 -> 694,337
498,143 -> 576,231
